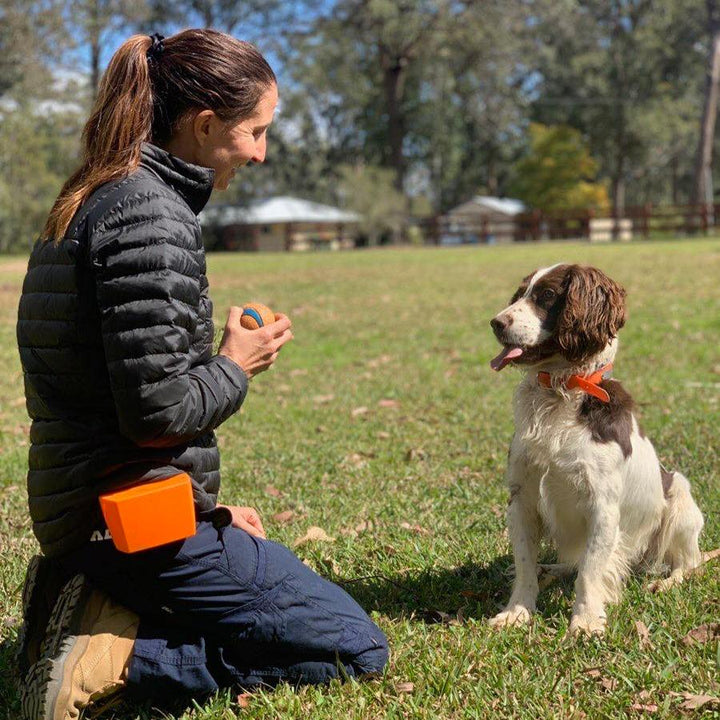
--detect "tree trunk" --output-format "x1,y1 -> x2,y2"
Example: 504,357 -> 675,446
380,50 -> 407,192
486,148 -> 498,197
89,0 -> 101,98
671,154 -> 679,205
691,0 -> 720,209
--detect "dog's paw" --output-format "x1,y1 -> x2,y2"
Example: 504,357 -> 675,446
646,575 -> 682,593
568,612 -> 606,637
488,606 -> 532,629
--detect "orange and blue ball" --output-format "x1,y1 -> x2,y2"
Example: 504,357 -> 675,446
240,302 -> 276,330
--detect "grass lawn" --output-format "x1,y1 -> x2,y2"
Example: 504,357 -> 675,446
0,239 -> 718,719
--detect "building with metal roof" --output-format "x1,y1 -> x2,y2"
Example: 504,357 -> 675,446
200,196 -> 361,251
439,195 -> 526,244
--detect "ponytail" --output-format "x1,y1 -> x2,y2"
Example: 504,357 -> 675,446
42,35 -> 154,241
42,29 -> 275,242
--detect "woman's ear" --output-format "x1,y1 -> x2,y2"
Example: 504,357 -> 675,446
192,110 -> 218,148
557,265 -> 627,363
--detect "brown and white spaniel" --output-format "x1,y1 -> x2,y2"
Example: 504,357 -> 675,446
489,264 -> 704,635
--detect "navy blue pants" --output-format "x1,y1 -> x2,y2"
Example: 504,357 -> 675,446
58,519 -> 388,698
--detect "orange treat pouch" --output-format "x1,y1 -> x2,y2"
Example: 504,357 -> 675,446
99,473 -> 196,553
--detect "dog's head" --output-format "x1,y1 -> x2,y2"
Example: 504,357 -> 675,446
490,264 -> 627,371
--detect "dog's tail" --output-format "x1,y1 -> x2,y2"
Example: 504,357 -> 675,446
646,470 -> 704,574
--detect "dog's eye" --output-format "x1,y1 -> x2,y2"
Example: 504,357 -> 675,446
539,289 -> 556,303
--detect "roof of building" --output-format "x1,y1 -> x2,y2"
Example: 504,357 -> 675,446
200,196 -> 361,226
446,195 -> 526,217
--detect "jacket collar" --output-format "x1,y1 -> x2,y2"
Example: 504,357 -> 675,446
140,143 -> 215,215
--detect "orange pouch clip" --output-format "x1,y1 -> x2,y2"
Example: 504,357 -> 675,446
99,473 -> 196,553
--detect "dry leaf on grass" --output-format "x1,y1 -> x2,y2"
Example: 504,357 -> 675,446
670,692 -> 720,711
313,394 -> 335,405
584,668 -> 617,692
236,692 -> 252,708
272,510 -> 295,524
265,485 -> 284,498
629,703 -> 658,713
635,620 -> 654,649
376,431 -> 391,439
405,447 -> 427,461
293,526 -> 335,547
400,522 -> 430,535
395,682 -> 414,693
378,398 -> 400,408
344,451 -> 375,469
351,406 -> 369,417
339,519 -> 374,537
682,622 -> 720,645
366,354 -> 392,368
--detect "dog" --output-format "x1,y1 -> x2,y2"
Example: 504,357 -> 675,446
488,263 -> 704,635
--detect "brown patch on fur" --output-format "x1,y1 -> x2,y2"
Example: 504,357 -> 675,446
557,265 -> 627,364
530,264 -> 571,330
661,468 -> 674,498
509,272 -> 534,304
577,379 -> 634,458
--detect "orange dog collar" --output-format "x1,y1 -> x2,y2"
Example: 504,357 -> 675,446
537,363 -> 613,403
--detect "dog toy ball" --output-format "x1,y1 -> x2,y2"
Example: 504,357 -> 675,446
240,302 -> 276,330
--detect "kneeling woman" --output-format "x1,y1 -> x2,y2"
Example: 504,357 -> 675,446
17,29 -> 388,718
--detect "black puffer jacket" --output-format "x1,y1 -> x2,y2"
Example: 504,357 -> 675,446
17,144 -> 248,557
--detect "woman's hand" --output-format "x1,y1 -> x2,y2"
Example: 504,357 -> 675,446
218,309 -> 293,379
218,504 -> 266,539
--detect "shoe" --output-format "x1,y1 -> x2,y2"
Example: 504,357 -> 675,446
20,573 -> 138,720
17,555 -> 69,679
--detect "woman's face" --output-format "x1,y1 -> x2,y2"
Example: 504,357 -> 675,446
198,83 -> 278,190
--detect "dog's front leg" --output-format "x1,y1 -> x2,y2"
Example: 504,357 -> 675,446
489,457 -> 541,629
569,497 -> 621,637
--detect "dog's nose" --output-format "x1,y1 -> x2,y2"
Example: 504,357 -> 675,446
491,316 -> 511,336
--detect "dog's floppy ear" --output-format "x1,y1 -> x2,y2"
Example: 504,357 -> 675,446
557,265 -> 627,363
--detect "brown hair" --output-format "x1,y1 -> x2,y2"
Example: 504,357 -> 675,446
557,265 -> 627,363
42,29 -> 276,241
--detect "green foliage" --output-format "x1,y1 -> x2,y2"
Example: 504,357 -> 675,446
529,0 -> 706,209
509,123 -> 609,212
337,164 -> 407,243
0,105 -> 82,252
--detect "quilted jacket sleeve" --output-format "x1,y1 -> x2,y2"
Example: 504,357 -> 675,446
90,185 -> 248,448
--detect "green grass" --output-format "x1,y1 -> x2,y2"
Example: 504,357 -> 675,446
1,239 -> 719,719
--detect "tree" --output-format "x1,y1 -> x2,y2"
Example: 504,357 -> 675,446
509,124 -> 608,212
691,0 -> 720,207
338,164 -> 406,244
530,0 -> 705,213
0,0 -> 68,98
0,104 -> 83,251
72,0 -> 151,97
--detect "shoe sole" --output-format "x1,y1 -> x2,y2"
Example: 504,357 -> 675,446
20,574 -> 94,720
16,555 -> 42,678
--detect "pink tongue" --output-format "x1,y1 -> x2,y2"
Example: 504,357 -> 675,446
490,346 -> 523,371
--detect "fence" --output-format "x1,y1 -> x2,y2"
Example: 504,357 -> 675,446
422,203 -> 720,245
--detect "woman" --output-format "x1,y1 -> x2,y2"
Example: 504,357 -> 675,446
17,29 -> 388,719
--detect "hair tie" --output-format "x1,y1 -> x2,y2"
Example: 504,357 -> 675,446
147,33 -> 165,63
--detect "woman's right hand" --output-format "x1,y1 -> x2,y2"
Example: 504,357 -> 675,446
218,308 -> 293,379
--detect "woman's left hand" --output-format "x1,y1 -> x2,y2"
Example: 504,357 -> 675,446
218,504 -> 266,539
